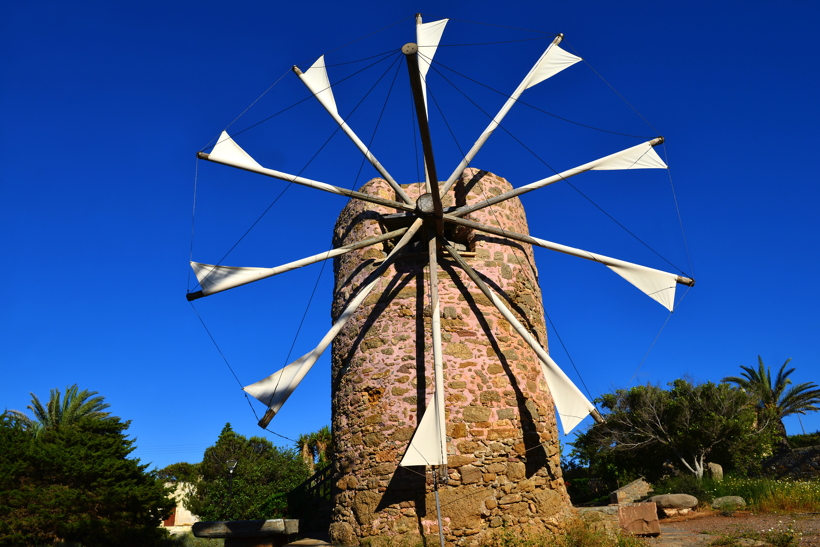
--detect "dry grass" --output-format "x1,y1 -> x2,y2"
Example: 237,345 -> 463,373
485,518 -> 648,547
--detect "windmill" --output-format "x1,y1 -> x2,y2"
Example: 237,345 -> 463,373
187,15 -> 694,545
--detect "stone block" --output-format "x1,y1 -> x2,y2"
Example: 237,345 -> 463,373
610,478 -> 652,505
618,503 -> 660,536
193,520 -> 298,539
460,466 -> 482,484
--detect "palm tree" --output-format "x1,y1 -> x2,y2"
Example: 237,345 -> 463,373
723,357 -> 820,451
311,425 -> 332,466
8,384 -> 111,436
295,426 -> 333,474
296,433 -> 316,473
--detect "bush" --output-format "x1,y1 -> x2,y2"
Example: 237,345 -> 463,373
788,432 -> 820,449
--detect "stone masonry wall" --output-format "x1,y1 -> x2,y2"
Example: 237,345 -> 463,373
761,446 -> 820,479
328,168 -> 571,546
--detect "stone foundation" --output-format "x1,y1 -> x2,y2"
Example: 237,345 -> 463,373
329,169 -> 572,545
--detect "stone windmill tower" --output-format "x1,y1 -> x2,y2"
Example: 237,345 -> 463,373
187,14 -> 693,547
327,170 -> 576,545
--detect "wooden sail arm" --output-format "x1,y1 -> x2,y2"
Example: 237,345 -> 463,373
197,149 -> 414,215
443,214 -> 694,310
449,137 -> 666,219
398,224 -> 448,467
250,219 -> 425,428
187,228 -> 408,301
442,241 -> 601,433
292,60 -> 414,206
404,43 -> 444,239
438,34 -> 577,198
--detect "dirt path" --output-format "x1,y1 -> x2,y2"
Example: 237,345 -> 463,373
646,511 -> 820,547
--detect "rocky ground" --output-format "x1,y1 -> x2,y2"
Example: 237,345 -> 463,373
649,511 -> 820,547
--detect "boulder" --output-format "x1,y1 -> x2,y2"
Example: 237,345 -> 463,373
712,496 -> 746,510
706,462 -> 724,481
647,494 -> 698,518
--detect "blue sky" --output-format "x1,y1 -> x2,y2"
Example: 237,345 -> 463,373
2,1 -> 818,471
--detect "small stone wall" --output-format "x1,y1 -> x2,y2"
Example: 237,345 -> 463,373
329,169 -> 571,545
761,445 -> 820,479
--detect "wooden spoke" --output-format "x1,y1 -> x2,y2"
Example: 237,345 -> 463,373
253,219 -> 424,427
187,228 -> 408,301
198,151 -> 415,214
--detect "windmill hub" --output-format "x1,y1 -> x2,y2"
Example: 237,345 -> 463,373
414,192 -> 440,218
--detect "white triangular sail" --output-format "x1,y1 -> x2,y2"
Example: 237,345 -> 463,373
191,262 -> 270,297
416,16 -> 448,115
244,351 -> 315,416
243,219 -> 425,424
440,35 -> 581,196
296,56 -> 411,204
400,391 -> 446,466
590,141 -> 667,170
209,131 -> 262,170
451,138 -> 668,219
188,229 -> 407,300
537,351 -> 597,434
299,56 -> 339,117
401,229 -> 448,467
524,43 -> 582,89
606,263 -> 678,311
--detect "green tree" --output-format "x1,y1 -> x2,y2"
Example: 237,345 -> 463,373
186,423 -> 310,521
157,461 -> 201,483
0,411 -> 174,546
723,356 -> 820,451
572,380 -> 776,480
7,384 -> 111,437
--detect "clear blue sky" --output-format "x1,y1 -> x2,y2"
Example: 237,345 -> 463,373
2,1 -> 818,471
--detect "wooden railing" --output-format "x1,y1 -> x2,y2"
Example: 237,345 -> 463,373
287,463 -> 333,517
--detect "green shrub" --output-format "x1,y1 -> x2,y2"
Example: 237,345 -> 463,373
788,431 -> 820,448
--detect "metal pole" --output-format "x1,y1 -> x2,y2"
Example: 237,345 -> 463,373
433,466 -> 445,547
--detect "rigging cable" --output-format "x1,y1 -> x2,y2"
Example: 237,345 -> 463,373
190,52 -> 403,292
420,15 -> 554,37
297,15 -> 415,67
427,60 -> 691,277
660,144 -> 696,278
429,57 -> 651,139
187,157 -> 199,290
423,56 -> 599,406
263,53 -> 405,405
205,50 -> 398,149
564,39 -> 662,137
271,53 -> 405,401
188,54 -> 404,441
